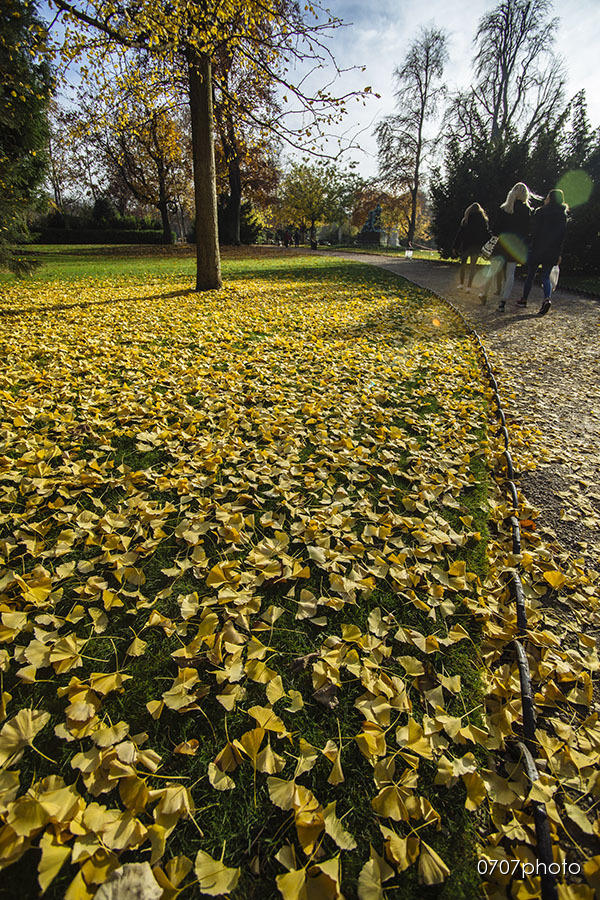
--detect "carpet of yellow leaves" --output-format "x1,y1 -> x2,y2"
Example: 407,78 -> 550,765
0,260 -> 598,898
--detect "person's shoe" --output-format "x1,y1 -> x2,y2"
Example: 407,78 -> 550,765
498,300 -> 505,311
538,299 -> 552,316
465,286 -> 471,293
457,283 -> 464,290
516,298 -> 527,307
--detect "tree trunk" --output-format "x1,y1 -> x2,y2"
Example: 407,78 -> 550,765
157,197 -> 172,244
408,184 -> 418,245
227,155 -> 242,245
188,51 -> 221,291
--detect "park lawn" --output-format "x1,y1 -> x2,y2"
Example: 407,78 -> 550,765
324,247 -> 443,261
0,252 -> 497,898
0,244 -> 320,285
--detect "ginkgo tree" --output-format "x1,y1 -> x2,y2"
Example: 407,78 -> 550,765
50,0 -> 369,290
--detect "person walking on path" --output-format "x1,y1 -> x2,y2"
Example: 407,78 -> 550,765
517,189 -> 568,317
453,203 -> 491,292
480,183 -> 540,310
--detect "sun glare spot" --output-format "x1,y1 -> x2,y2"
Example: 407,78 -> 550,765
556,169 -> 593,208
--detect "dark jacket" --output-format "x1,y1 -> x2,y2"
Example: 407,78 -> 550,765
493,199 -> 532,264
453,209 -> 491,254
529,203 -> 568,266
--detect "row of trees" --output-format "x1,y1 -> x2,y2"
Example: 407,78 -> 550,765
375,0 -> 599,271
47,0 -> 379,289
3,0 -> 376,284
42,70 -> 428,250
5,0 -> 598,279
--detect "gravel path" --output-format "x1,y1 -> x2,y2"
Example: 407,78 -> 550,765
323,251 -> 600,570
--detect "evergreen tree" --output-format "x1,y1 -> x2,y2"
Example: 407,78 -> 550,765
564,90 -> 595,168
562,135 -> 600,274
431,138 -> 530,255
0,0 -> 53,273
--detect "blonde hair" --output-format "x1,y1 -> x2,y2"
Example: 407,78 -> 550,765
461,202 -> 488,227
500,182 -> 542,214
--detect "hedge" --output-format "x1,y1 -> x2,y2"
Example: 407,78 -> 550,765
33,229 -> 171,245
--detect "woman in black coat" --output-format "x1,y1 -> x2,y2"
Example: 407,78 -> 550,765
453,203 -> 491,291
517,189 -> 568,316
480,182 -> 539,309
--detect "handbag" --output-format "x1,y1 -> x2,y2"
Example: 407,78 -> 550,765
549,265 -> 560,291
480,236 -> 498,259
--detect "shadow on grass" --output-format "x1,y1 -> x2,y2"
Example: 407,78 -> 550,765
0,288 -> 196,318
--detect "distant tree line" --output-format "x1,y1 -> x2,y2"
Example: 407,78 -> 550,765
375,0 -> 599,273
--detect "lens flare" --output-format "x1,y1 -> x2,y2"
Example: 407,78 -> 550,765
556,170 -> 593,208
497,234 -> 527,265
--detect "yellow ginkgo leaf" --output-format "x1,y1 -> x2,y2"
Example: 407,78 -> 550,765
543,569 -> 567,589
248,706 -> 291,737
380,824 -> 420,872
357,846 -> 394,900
323,802 -> 357,851
418,841 -> 450,885
256,740 -> 286,774
462,771 -> 487,810
38,832 -> 71,893
275,867 -> 307,900
396,717 -> 434,760
0,708 -> 50,766
208,762 -> 235,791
194,849 -> 240,896
174,739 -> 199,756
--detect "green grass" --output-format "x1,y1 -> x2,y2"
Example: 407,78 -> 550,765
326,246 -> 444,261
0,244 -> 340,285
558,273 -> 600,294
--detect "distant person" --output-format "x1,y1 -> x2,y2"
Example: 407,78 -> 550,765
517,189 -> 568,316
283,229 -> 291,248
452,203 -> 491,292
294,229 -> 300,247
481,182 -> 540,310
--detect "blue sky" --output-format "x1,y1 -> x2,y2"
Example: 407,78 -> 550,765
294,0 -> 600,174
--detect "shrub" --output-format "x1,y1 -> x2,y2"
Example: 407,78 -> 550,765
33,228 -> 169,244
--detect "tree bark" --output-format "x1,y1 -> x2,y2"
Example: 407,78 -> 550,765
227,153 -> 242,245
408,116 -> 424,245
188,51 -> 221,290
158,197 -> 172,244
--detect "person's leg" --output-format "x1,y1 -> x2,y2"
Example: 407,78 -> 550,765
541,263 -> 552,298
500,261 -> 516,306
467,253 -> 478,287
520,259 -> 538,303
459,255 -> 467,286
495,260 -> 505,295
480,256 -> 500,302
538,263 -> 553,315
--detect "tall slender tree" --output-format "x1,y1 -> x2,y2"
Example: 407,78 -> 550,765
375,27 -> 447,245
213,49 -> 280,245
447,0 -> 565,146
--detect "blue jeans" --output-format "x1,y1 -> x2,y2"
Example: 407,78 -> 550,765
523,258 -> 552,300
